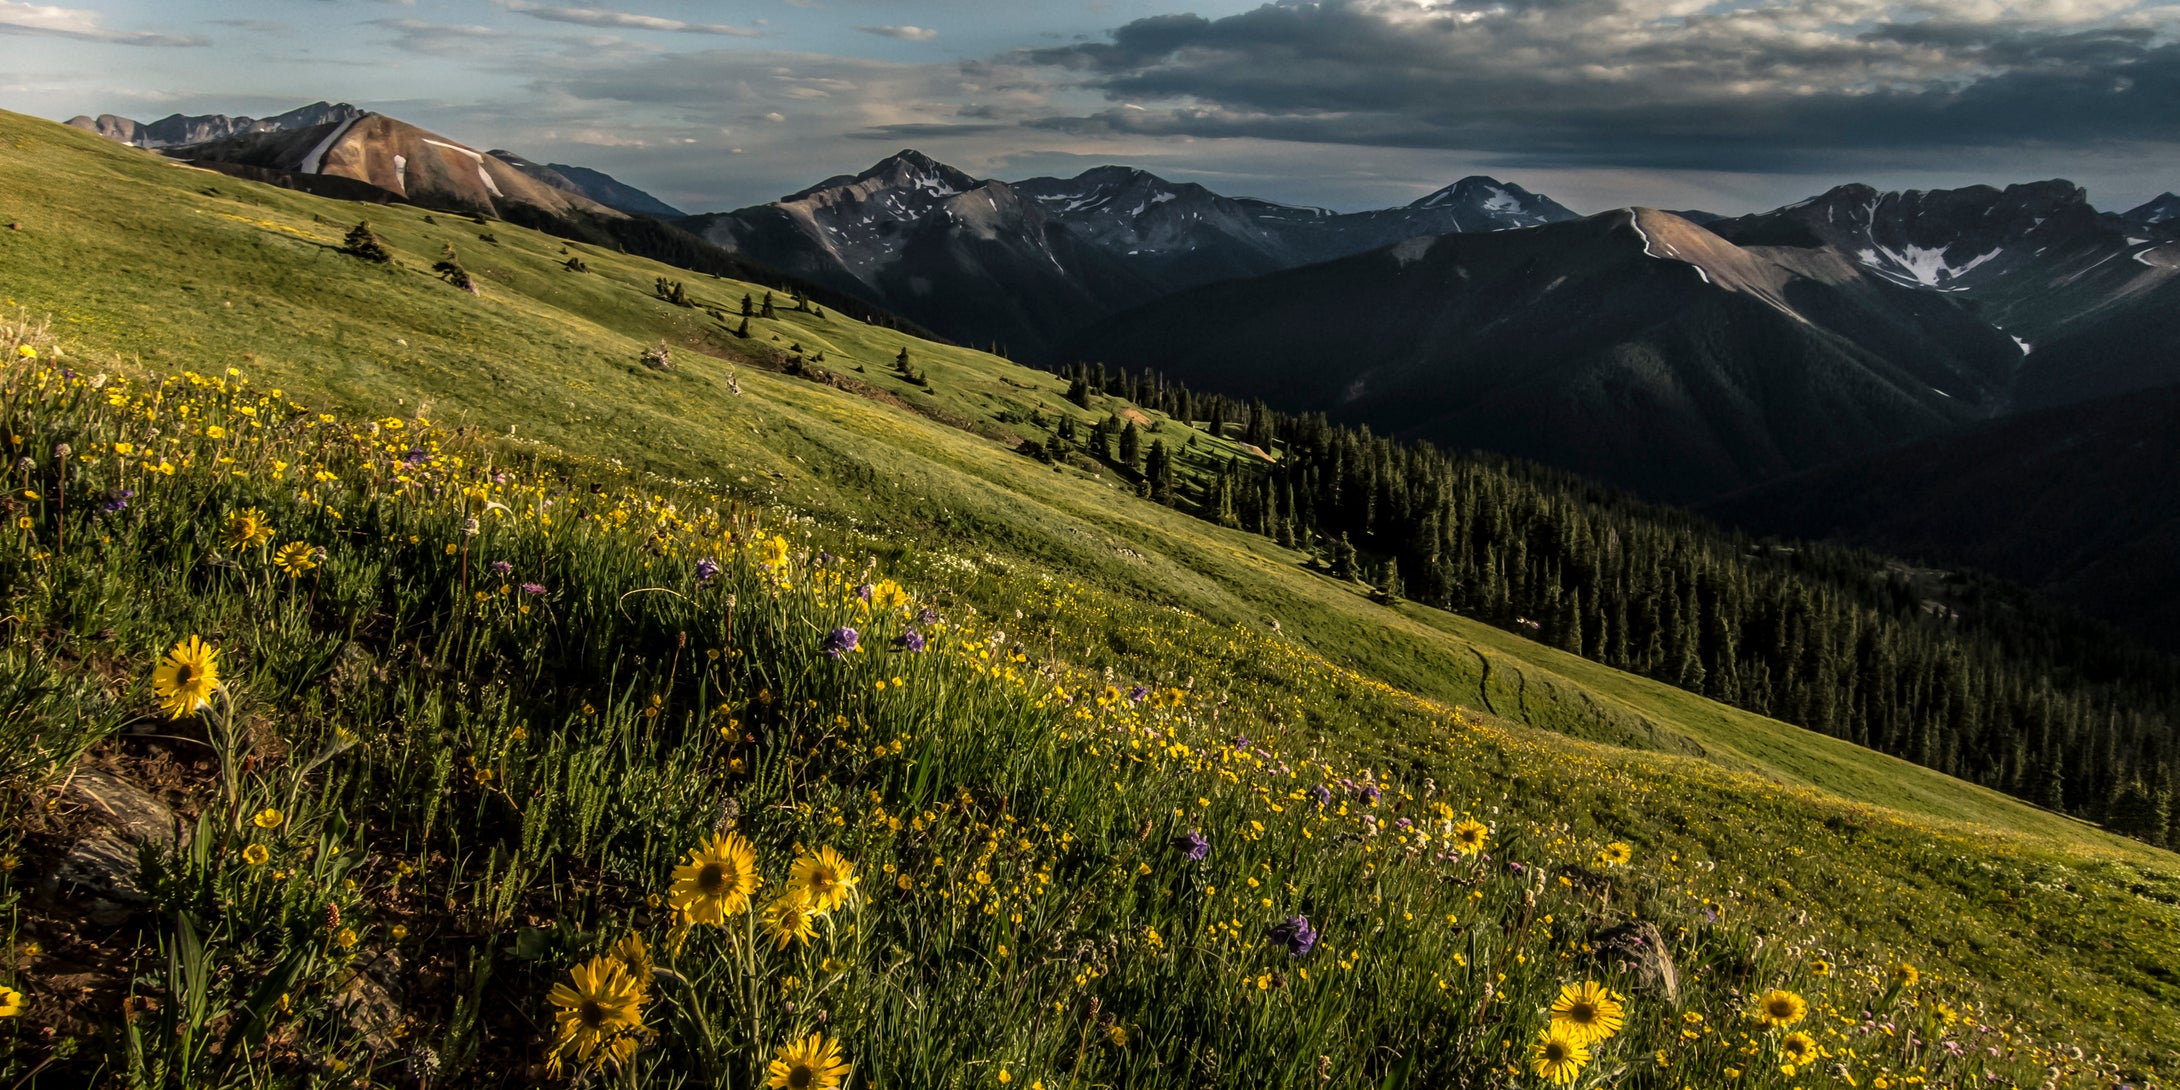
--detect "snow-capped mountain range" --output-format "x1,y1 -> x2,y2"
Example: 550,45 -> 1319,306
683,151 -> 1583,360
1710,179 -> 2179,405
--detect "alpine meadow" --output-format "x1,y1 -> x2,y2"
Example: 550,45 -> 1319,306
3,2 -> 2180,1084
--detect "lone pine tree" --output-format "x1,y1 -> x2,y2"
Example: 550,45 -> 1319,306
340,221 -> 392,263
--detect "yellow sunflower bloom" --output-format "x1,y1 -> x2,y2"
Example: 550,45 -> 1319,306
667,832 -> 762,925
1754,988 -> 1808,1028
1892,963 -> 1919,990
1527,1028 -> 1590,1085
222,507 -> 274,550
1549,981 -> 1625,1044
0,985 -> 24,1017
767,1032 -> 851,1090
1597,841 -> 1633,867
612,933 -> 654,1001
545,955 -> 648,1077
272,541 -> 319,576
151,636 -> 220,719
761,893 -> 820,950
1450,818 -> 1489,855
1781,1031 -> 1820,1066
788,845 -> 860,914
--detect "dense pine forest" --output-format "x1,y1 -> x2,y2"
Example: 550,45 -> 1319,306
1063,364 -> 2180,847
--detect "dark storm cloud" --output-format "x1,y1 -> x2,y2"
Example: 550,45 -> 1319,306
1019,0 -> 2180,171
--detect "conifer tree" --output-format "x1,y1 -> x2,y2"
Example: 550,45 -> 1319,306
1376,557 -> 1404,603
432,245 -> 476,293
340,221 -> 392,263
1145,439 -> 1173,503
1332,533 -> 1359,581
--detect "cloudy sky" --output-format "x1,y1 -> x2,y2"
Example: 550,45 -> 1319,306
4,0 -> 2175,215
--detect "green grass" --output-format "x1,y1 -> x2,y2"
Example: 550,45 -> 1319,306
1,109 -> 2176,1087
0,111 -> 2137,845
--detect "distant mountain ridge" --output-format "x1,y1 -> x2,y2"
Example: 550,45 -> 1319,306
488,151 -> 685,219
2124,193 -> 2180,228
682,150 -> 1583,360
684,150 -> 1166,361
1710,179 -> 2180,410
1061,207 -> 2021,501
66,102 -> 363,149
67,101 -> 685,224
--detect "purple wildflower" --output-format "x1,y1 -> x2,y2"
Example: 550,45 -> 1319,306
894,627 -> 926,652
822,627 -> 859,658
1128,684 -> 1150,703
520,582 -> 547,596
1310,784 -> 1333,809
98,488 -> 135,514
1359,784 -> 1382,806
816,550 -> 836,568
404,448 -> 428,465
855,582 -> 874,602
1177,830 -> 1210,861
919,606 -> 939,625
1267,915 -> 1317,957
695,557 -> 721,582
490,560 -> 514,575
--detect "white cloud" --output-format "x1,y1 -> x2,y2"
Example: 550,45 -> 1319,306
0,0 -> 204,45
498,1 -> 760,37
855,25 -> 939,41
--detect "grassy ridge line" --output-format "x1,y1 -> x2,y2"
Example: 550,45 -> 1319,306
0,106 -> 2151,854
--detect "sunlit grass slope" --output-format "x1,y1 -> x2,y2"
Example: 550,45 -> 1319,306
1,109 -> 2176,1086
0,110 -> 2136,845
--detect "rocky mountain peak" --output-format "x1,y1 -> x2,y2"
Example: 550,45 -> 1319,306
1407,176 -> 1576,225
2125,192 -> 2180,228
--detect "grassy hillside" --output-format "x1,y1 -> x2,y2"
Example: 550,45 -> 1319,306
2,110 -> 2177,1086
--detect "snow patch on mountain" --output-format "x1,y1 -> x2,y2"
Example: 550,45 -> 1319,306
1856,243 -> 2002,288
299,116 -> 364,175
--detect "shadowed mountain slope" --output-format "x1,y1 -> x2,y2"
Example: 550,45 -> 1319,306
1063,209 -> 2019,501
